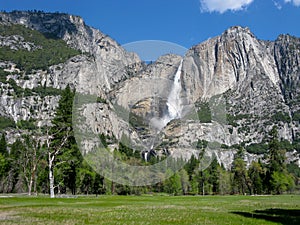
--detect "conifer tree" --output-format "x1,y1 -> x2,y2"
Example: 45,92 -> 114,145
0,133 -> 7,156
232,147 -> 249,194
266,126 -> 295,194
47,85 -> 81,197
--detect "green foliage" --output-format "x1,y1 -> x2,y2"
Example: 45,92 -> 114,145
0,69 -> 9,83
16,118 -> 36,130
4,77 -> 62,97
0,116 -> 15,129
278,139 -> 295,152
197,102 -> 212,123
31,85 -> 62,97
238,125 -> 250,134
268,127 -> 286,173
50,85 -> 82,195
0,133 -> 7,155
184,154 -> 199,179
227,114 -> 251,127
248,161 -> 264,195
207,158 -> 220,194
270,171 -> 295,194
266,126 -> 295,194
195,139 -> 208,149
245,142 -> 269,154
77,162 -> 97,195
292,110 -> 300,121
96,97 -> 107,104
0,24 -> 80,72
232,148 -> 249,195
163,171 -> 182,195
218,167 -> 231,195
0,153 -> 8,177
243,139 -> 298,154
52,84 -> 74,130
287,162 -> 300,178
118,142 -> 140,160
99,133 -> 108,148
129,111 -> 147,129
272,111 -> 291,123
227,114 -> 238,127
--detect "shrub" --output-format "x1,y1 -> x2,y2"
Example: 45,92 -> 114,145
197,102 -> 212,123
0,116 -> 15,129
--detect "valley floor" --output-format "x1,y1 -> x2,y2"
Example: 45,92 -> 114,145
0,195 -> 299,224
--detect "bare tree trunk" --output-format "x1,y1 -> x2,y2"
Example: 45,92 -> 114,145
28,163 -> 37,196
49,153 -> 55,198
28,175 -> 33,196
46,127 -> 69,198
34,172 -> 37,196
111,181 -> 115,195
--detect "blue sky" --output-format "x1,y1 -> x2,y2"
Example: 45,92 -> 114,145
1,0 -> 300,49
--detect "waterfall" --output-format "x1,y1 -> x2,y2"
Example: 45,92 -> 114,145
148,60 -> 183,152
166,59 -> 183,120
149,60 -> 183,132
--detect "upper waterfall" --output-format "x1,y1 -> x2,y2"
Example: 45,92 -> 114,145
149,60 -> 184,132
166,59 -> 183,120
160,59 -> 183,127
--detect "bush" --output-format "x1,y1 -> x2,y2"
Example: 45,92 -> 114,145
96,97 -> 107,104
0,116 -> 15,129
0,69 -> 9,83
16,118 -> 36,130
272,112 -> 291,123
292,111 -> 300,121
197,102 -> 212,123
245,142 -> 269,154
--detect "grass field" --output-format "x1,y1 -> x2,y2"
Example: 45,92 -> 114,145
0,195 -> 299,225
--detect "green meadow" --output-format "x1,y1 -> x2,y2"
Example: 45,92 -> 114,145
0,195 -> 299,225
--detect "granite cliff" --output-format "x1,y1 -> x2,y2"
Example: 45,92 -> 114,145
0,11 -> 299,168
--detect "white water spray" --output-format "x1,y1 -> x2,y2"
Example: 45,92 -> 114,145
150,60 -> 183,131
166,59 -> 183,120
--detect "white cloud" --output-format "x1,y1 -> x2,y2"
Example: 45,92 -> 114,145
200,0 -> 254,13
274,1 -> 282,9
284,0 -> 300,6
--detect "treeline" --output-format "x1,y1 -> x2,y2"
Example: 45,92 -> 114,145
0,86 -> 299,196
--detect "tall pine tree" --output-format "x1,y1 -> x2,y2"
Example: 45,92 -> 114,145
0,133 -> 7,156
47,85 -> 82,197
267,126 -> 294,194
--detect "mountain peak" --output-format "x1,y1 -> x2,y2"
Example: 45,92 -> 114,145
221,26 -> 255,41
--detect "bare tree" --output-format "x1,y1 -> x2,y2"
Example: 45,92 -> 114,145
45,127 -> 70,198
17,135 -> 44,196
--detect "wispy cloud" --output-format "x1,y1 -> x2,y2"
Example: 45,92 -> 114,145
284,0 -> 300,6
200,0 -> 254,13
274,1 -> 282,9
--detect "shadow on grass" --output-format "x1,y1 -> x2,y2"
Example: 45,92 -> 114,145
232,209 -> 300,225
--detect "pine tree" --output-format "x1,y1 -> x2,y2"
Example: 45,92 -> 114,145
0,133 -> 7,156
47,85 -> 82,197
248,160 -> 264,195
207,158 -> 220,194
267,126 -> 295,194
232,147 -> 249,195
0,153 -> 8,180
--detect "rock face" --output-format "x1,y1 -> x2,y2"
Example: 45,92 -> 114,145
0,11 -> 143,94
0,12 -> 299,168
181,26 -> 298,143
183,26 -> 279,101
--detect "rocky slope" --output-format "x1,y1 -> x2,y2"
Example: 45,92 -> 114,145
0,12 -> 299,168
